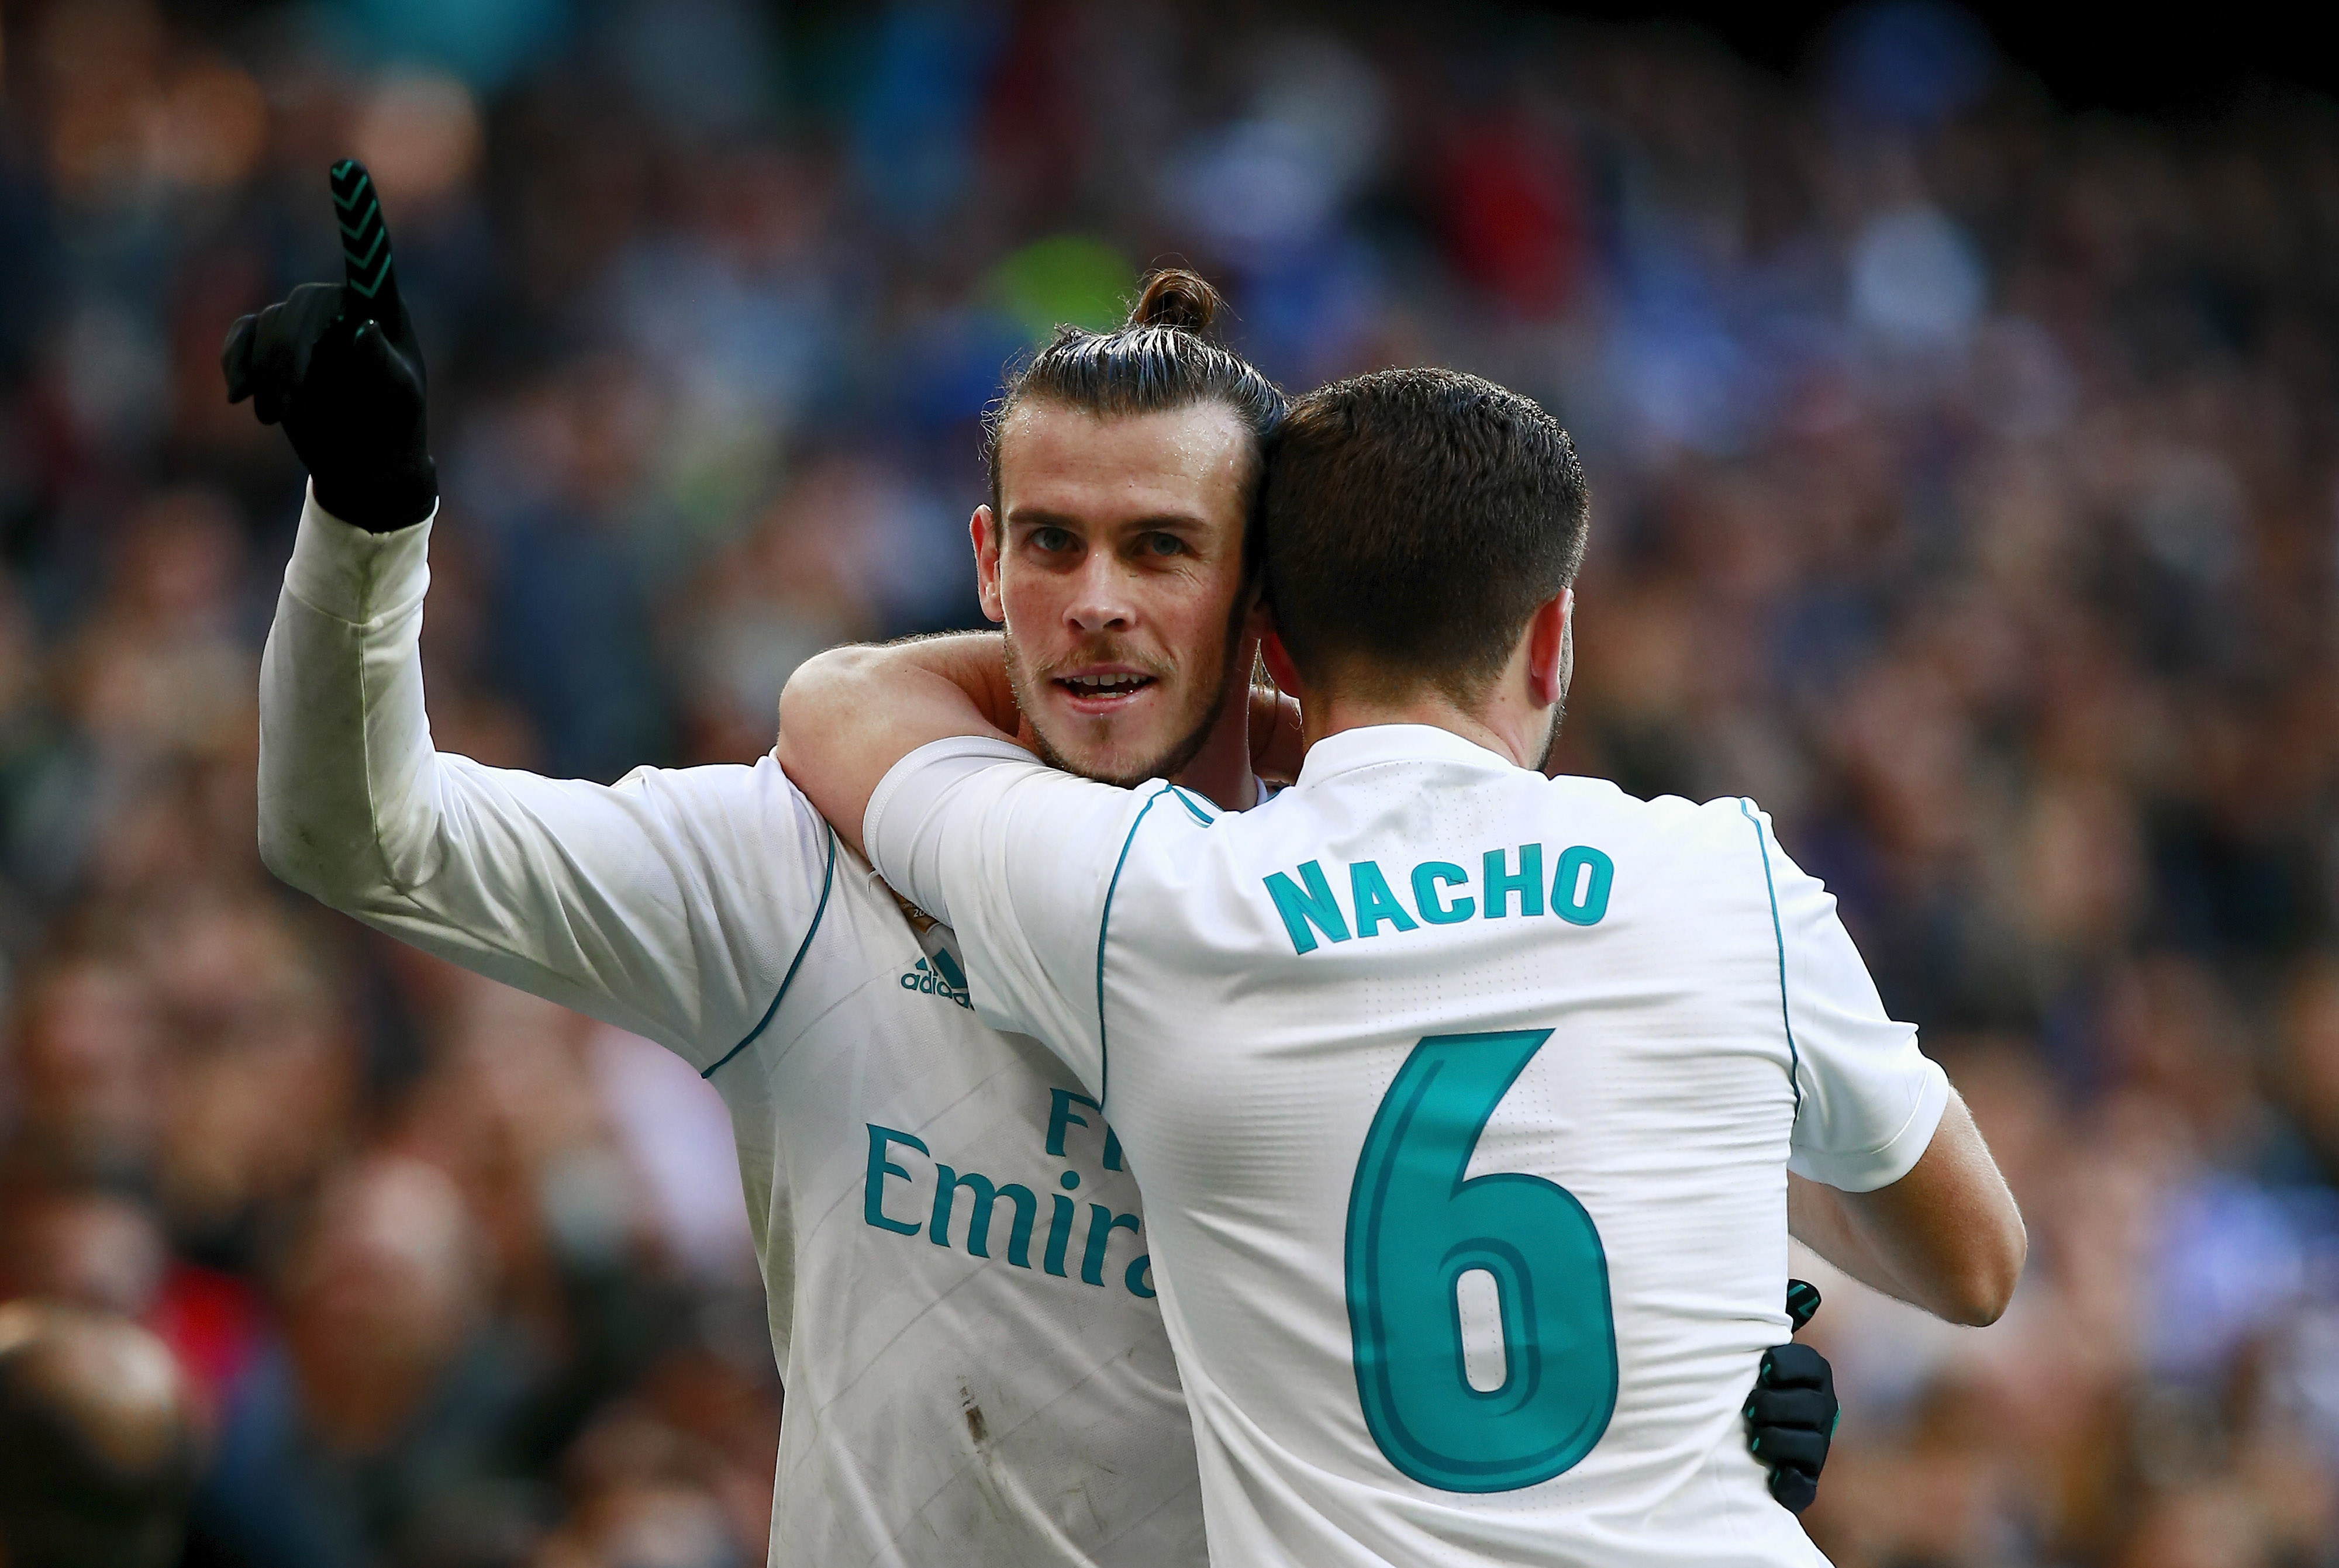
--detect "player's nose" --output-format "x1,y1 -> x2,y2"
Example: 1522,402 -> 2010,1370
1062,556 -> 1136,634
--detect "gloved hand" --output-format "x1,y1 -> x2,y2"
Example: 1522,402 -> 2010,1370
1746,1279 -> 1837,1513
222,160 -> 435,532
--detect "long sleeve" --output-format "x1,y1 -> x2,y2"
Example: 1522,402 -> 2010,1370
258,486 -> 834,1075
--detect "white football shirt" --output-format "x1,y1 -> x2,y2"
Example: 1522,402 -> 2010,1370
258,494 -> 1205,1568
865,724 -> 1948,1568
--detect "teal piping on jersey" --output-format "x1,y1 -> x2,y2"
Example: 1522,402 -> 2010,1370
1166,785 -> 1216,826
1740,799 -> 1801,1111
1096,783 -> 1189,1110
703,823 -> 837,1081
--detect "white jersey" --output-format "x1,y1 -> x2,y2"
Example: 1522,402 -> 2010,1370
864,725 -> 1949,1568
257,494 -> 1205,1568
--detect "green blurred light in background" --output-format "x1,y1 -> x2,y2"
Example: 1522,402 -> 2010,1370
986,236 -> 1136,343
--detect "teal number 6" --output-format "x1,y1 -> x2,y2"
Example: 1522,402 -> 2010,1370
1344,1031 -> 1617,1492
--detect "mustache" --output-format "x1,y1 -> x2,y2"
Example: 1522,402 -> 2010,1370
1022,641 -> 1177,685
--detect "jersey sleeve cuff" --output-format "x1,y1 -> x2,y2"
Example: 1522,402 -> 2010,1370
284,480 -> 437,625
1790,1055 -> 1950,1193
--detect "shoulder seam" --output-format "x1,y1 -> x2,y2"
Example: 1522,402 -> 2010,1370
704,822 -> 839,1080
1095,785 -> 1175,1110
1740,798 -> 1801,1113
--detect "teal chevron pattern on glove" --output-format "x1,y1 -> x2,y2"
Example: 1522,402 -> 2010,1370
330,159 -> 394,302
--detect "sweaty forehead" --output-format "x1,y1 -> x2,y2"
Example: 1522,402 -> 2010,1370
998,400 -> 1252,527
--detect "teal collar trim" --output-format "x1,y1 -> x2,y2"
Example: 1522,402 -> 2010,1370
1167,785 -> 1216,826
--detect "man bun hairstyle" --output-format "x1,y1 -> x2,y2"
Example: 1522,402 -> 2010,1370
983,268 -> 1285,565
1129,267 -> 1222,333
1264,367 -> 1590,704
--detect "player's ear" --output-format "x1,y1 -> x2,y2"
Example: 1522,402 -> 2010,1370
971,506 -> 1005,624
1526,589 -> 1572,710
1261,631 -> 1303,699
1239,571 -> 1274,643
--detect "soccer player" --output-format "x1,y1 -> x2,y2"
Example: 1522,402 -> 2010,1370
777,368 -> 2027,1565
231,166 -> 1838,1566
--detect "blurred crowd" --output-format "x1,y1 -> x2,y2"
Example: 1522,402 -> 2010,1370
2,0 -> 2338,1564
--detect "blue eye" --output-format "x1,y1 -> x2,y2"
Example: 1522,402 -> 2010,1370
1145,533 -> 1186,556
1031,527 -> 1075,553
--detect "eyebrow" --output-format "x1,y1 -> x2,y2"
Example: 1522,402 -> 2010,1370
1006,507 -> 1211,533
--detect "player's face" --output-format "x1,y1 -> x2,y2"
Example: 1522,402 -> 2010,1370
975,400 -> 1257,788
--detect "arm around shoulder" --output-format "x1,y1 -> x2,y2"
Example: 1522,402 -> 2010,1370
775,632 -> 1027,858
779,638 -> 1143,1083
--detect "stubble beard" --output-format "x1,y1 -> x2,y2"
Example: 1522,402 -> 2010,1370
1005,612 -> 1245,790
1534,618 -> 1575,775
1534,693 -> 1568,774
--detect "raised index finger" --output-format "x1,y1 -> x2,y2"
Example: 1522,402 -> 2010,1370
329,158 -> 401,322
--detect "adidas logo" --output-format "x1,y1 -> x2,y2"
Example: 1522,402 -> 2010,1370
901,949 -> 972,1009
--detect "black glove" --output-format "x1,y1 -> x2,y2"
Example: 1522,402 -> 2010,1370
1746,1279 -> 1836,1513
222,160 -> 435,532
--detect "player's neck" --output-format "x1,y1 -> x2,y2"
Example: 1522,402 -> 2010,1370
1288,602 -> 1566,772
1168,697 -> 1262,811
1298,689 -> 1548,772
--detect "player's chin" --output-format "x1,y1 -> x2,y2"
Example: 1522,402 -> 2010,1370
1034,707 -> 1192,788
1047,738 -> 1170,789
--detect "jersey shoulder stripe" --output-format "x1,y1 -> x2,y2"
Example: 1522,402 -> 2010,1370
1738,798 -> 1800,1111
703,821 -> 838,1080
1096,782 -> 1213,1109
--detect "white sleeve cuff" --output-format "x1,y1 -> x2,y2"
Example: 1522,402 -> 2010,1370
863,735 -> 1039,925
284,480 -> 437,626
1791,1055 -> 1950,1193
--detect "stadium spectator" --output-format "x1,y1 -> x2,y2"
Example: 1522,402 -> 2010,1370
4,0 -> 2339,1560
0,1300 -> 198,1568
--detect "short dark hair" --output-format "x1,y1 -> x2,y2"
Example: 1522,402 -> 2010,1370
984,268 -> 1286,571
0,1305 -> 196,1568
1264,368 -> 1589,702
